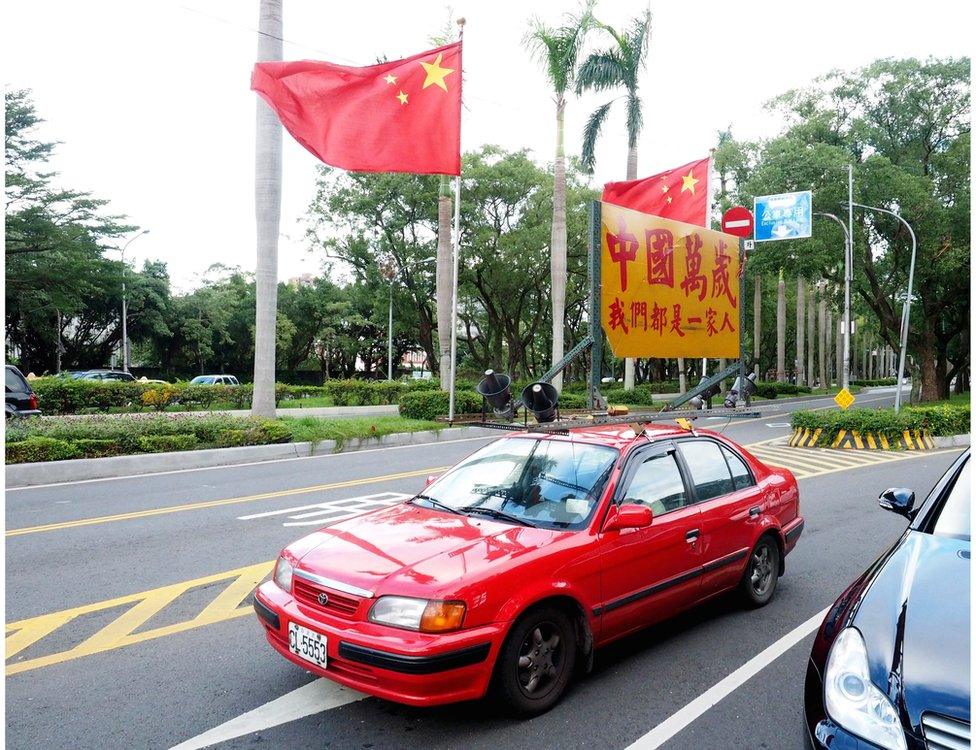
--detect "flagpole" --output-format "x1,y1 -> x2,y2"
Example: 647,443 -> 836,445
447,18 -> 465,422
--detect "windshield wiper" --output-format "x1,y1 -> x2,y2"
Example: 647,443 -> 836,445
410,494 -> 464,515
459,505 -> 539,528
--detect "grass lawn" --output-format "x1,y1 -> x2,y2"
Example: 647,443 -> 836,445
277,396 -> 336,409
281,415 -> 446,445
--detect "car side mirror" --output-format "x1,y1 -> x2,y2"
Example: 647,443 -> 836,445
879,487 -> 916,518
424,474 -> 440,488
603,503 -> 653,532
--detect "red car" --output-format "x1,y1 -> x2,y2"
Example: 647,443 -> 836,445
254,423 -> 803,715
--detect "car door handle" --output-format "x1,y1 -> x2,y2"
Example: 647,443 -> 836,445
749,506 -> 761,517
685,528 -> 700,542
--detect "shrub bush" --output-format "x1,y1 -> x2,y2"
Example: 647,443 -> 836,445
142,386 -> 182,411
5,436 -> 83,463
601,384 -> 655,406
137,434 -> 199,453
754,381 -> 814,399
399,390 -> 482,421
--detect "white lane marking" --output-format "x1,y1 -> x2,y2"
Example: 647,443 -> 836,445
765,422 -> 790,427
169,678 -> 366,750
626,606 -> 829,749
237,492 -> 411,526
6,435 -> 494,491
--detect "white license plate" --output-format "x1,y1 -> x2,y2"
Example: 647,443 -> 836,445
288,622 -> 328,668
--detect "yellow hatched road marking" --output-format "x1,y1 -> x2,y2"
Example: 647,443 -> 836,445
5,466 -> 450,538
747,444 -> 935,480
5,561 -> 274,676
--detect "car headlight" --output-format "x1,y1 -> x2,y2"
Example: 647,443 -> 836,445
368,596 -> 466,632
273,556 -> 294,592
824,627 -> 906,750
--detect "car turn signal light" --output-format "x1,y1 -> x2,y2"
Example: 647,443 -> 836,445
419,601 -> 466,632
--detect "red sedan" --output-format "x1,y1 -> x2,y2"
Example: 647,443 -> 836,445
254,423 -> 803,715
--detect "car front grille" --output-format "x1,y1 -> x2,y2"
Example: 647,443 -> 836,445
922,713 -> 971,750
293,577 -> 362,619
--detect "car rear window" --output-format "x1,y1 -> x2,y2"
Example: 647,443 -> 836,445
931,458 -> 970,541
679,440 -> 735,501
5,368 -> 28,392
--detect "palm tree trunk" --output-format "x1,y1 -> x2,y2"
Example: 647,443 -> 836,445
834,310 -> 843,387
776,271 -> 786,382
436,178 -> 452,387
550,96 -> 568,391
251,0 -> 283,418
826,309 -> 834,386
753,275 -> 761,377
623,144 -> 638,391
807,290 -> 816,386
795,277 -> 805,386
818,287 -> 827,388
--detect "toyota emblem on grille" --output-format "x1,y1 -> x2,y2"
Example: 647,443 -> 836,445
317,592 -> 329,606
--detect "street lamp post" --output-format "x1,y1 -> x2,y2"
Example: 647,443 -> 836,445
385,257 -> 435,382
848,202 -> 917,412
117,229 -> 150,373
813,211 -> 852,390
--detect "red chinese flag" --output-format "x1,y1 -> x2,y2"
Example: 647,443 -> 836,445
251,42 -> 461,175
602,156 -> 710,226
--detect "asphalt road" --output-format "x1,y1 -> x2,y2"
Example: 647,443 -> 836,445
5,387 -> 965,749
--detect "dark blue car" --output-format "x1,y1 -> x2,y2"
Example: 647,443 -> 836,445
805,449 -> 970,750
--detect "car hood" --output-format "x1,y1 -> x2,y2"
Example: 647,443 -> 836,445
294,503 -> 561,597
853,530 -> 971,726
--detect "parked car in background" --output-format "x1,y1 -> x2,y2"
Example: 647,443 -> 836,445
805,449 -> 971,750
190,375 -> 240,386
75,369 -> 136,382
5,365 -> 41,418
255,423 -> 803,715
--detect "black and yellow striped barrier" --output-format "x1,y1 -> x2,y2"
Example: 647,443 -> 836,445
789,427 -> 935,450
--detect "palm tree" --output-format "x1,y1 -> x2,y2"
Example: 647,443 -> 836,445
251,0 -> 283,417
795,276 -> 805,385
752,275 -> 761,377
776,270 -> 786,382
576,8 -> 651,390
436,175 -> 452,386
525,2 -> 593,391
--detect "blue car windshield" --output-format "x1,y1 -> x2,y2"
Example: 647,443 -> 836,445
418,437 -> 618,529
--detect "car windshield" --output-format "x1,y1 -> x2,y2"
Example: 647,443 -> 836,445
931,457 -> 970,541
5,368 -> 27,392
190,376 -> 214,384
417,437 -> 618,530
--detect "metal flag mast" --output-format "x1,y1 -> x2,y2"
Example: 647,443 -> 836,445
446,18 -> 465,421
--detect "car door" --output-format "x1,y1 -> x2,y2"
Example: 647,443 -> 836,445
677,439 -> 762,595
597,442 -> 702,640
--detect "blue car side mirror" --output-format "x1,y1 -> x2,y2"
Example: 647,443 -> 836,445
879,487 -> 916,518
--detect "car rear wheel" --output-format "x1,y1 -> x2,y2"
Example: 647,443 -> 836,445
740,535 -> 780,608
492,606 -> 576,716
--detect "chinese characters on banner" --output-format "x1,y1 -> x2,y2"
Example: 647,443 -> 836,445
600,202 -> 741,358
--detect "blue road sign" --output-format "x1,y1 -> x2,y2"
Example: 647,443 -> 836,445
754,191 -> 812,242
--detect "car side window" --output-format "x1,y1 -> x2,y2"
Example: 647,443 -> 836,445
721,446 -> 754,490
621,452 -> 688,516
679,440 -> 735,501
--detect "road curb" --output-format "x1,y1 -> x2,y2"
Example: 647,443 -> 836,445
783,428 -> 968,451
4,427 -> 497,488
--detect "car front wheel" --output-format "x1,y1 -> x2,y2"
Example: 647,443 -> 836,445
492,605 -> 576,717
740,535 -> 780,607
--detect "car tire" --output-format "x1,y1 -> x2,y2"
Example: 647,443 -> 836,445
492,605 -> 576,717
740,535 -> 780,608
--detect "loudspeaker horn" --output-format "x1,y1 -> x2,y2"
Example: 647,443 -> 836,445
476,370 -> 514,419
521,381 -> 559,423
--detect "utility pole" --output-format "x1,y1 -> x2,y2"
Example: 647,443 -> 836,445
813,210 -> 852,389
116,229 -> 149,373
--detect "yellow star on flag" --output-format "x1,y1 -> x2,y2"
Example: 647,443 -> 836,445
662,184 -> 670,193
384,74 -> 397,85
681,170 -> 700,195
419,52 -> 454,91
667,196 -> 673,204
396,90 -> 408,105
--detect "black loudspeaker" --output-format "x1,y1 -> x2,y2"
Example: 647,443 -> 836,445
476,370 -> 514,419
689,376 -> 721,410
521,382 -> 559,423
724,372 -> 758,408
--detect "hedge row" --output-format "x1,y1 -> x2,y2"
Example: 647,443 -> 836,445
850,378 -> 898,387
790,402 -> 969,444
4,414 -> 293,463
29,377 -> 441,415
754,381 -> 814,399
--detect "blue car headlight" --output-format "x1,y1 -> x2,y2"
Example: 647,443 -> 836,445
824,627 -> 906,750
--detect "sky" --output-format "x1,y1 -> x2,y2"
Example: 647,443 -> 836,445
5,0 -> 973,291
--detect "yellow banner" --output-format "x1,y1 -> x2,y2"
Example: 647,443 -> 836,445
600,202 -> 741,358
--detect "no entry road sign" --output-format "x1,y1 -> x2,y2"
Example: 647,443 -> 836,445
722,206 -> 754,238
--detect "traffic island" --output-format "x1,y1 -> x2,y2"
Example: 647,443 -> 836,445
788,399 -> 970,450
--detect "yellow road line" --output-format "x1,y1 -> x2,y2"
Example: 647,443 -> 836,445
5,561 -> 274,676
5,467 -> 449,538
